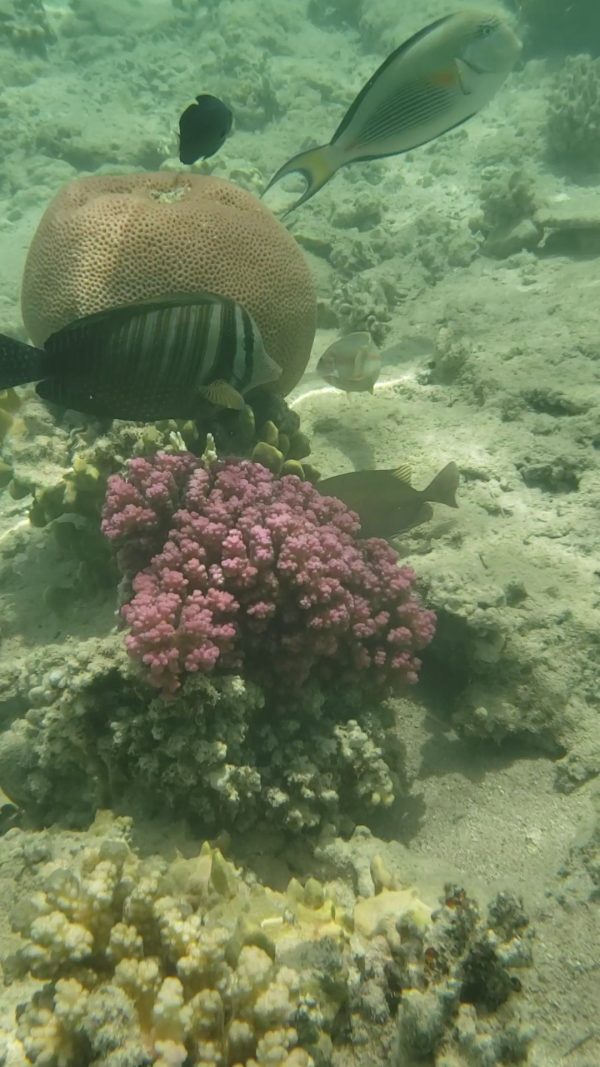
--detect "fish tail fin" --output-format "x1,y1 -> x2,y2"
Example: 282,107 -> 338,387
263,143 -> 340,215
0,334 -> 47,390
424,461 -> 460,508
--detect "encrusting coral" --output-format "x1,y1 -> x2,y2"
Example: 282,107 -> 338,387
20,172 -> 315,394
0,815 -> 532,1067
101,452 -> 435,696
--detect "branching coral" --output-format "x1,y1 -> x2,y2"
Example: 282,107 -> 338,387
0,453 -> 433,835
1,819 -> 533,1067
6,820 -> 340,1066
392,884 -> 533,1064
0,635 -> 407,834
102,453 -> 435,696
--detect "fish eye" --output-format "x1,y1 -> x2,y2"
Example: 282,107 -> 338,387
477,20 -> 497,38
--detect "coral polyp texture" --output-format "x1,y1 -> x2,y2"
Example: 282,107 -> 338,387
101,452 -> 435,697
0,636 -> 409,833
20,172 -> 316,393
0,816 -> 532,1067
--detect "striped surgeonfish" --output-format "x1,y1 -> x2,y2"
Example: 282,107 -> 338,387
0,291 -> 281,421
264,10 -> 521,215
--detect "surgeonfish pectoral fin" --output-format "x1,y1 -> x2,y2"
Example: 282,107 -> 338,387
424,461 -> 460,508
408,503 -> 434,530
262,144 -> 338,215
249,345 -> 282,391
199,380 -> 245,410
454,58 -> 474,95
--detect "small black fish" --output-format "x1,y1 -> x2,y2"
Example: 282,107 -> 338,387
317,462 -> 459,537
0,291 -> 281,422
179,94 -> 233,164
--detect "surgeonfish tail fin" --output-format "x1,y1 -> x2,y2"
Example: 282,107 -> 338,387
424,461 -> 460,508
263,143 -> 339,215
0,334 -> 47,390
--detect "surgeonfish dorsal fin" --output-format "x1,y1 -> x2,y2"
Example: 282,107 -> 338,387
198,380 -> 245,410
392,463 -> 412,485
49,290 -> 229,342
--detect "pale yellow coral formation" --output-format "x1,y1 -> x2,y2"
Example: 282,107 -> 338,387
5,817 -> 356,1065
2,819 -> 531,1067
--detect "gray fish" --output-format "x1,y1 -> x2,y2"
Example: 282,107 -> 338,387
0,291 -> 281,422
317,461 -> 459,537
317,332 -> 381,393
264,10 -> 521,214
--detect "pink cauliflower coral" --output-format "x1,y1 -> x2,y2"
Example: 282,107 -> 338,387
102,453 -> 435,695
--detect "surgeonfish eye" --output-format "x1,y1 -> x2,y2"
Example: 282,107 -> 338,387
462,15 -> 521,73
476,15 -> 500,37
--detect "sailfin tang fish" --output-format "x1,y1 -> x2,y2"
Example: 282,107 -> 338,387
0,292 -> 280,422
264,10 -> 521,214
317,331 -> 381,393
179,94 -> 233,164
317,461 -> 459,537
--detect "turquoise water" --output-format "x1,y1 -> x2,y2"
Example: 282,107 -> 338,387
0,2 -> 598,1064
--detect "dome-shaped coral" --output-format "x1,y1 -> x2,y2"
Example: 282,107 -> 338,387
21,173 -> 316,394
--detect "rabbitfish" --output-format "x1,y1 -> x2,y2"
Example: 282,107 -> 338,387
317,461 -> 459,537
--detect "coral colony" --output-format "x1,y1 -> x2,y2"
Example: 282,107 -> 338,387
102,453 -> 436,696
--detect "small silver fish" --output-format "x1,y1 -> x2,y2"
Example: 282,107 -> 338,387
317,332 -> 381,393
264,10 -> 521,214
0,291 -> 281,422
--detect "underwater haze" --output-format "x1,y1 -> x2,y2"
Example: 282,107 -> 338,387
0,1 -> 599,1065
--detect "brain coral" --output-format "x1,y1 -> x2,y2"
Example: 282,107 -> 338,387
20,172 -> 316,394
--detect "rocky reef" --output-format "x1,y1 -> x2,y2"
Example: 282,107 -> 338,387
546,54 -> 600,177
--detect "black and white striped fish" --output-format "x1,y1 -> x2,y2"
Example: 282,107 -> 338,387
0,291 -> 281,421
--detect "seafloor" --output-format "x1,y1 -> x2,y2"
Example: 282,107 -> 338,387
0,1 -> 598,1065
